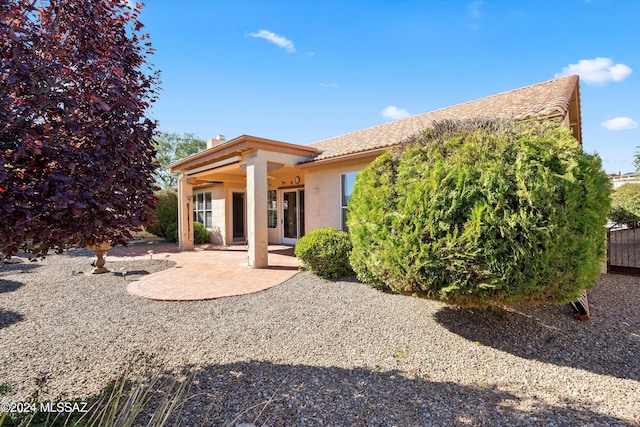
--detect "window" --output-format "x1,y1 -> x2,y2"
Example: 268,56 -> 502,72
193,192 -> 212,228
268,190 -> 277,228
341,172 -> 357,231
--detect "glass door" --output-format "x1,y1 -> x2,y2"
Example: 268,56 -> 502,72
282,190 -> 297,244
232,192 -> 245,242
281,189 -> 305,244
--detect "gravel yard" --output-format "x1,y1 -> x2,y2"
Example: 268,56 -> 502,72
1,249 -> 639,426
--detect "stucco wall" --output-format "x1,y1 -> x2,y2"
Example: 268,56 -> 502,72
210,184 -> 225,244
303,156 -> 377,232
189,153 -> 382,245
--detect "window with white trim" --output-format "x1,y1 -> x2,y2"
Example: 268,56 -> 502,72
193,192 -> 212,228
341,172 -> 357,231
268,190 -> 277,228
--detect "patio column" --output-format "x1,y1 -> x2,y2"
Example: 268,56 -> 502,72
177,174 -> 194,251
246,150 -> 268,268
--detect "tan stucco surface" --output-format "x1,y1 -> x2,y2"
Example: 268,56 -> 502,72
303,156 -> 377,232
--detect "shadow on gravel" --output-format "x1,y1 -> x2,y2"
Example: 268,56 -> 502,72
138,361 -> 634,426
109,261 -> 177,279
113,269 -> 153,276
62,243 -> 179,259
0,262 -> 42,275
108,241 -> 180,258
0,279 -> 24,294
434,275 -> 640,382
0,309 -> 24,329
60,248 -> 98,258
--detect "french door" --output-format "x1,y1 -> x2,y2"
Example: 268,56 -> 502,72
281,189 -> 305,244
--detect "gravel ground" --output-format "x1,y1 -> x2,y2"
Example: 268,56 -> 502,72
1,248 -> 639,426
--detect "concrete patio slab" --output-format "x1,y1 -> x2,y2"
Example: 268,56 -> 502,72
106,241 -> 301,301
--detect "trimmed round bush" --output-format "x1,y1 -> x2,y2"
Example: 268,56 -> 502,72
610,183 -> 640,223
145,190 -> 178,239
165,222 -> 178,243
295,227 -> 354,279
348,119 -> 611,306
193,221 -> 210,244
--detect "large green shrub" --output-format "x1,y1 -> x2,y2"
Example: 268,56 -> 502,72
295,228 -> 354,279
165,222 -> 178,243
348,119 -> 611,306
145,190 -> 178,239
193,221 -> 210,244
610,183 -> 640,223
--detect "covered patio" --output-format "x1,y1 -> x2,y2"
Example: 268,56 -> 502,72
169,135 -> 318,269
107,242 -> 301,301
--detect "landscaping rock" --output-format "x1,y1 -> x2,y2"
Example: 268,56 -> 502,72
0,249 -> 638,426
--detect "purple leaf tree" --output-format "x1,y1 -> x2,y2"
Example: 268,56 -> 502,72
1,0 -> 160,257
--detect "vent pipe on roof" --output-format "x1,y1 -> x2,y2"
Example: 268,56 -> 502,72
206,134 -> 226,149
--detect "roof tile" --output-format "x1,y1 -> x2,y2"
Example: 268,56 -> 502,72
304,75 -> 579,163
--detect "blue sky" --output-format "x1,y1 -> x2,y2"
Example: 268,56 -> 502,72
139,0 -> 639,174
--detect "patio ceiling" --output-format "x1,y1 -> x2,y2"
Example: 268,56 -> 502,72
186,162 -> 299,186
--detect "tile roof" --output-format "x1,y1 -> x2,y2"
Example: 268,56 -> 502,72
303,75 -> 579,163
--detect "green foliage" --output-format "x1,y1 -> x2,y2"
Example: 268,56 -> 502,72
193,221 -> 210,244
295,228 -> 354,279
0,382 -> 11,395
154,132 -> 206,189
145,190 -> 178,239
165,223 -> 178,243
348,119 -> 611,306
610,183 -> 640,223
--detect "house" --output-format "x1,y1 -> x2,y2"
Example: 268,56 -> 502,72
168,75 -> 582,268
610,172 -> 640,189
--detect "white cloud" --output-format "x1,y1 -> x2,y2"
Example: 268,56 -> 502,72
319,82 -> 339,88
381,106 -> 410,120
602,117 -> 638,131
558,57 -> 632,84
468,1 -> 483,19
248,29 -> 295,53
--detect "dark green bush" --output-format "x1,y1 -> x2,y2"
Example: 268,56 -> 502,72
193,221 -> 210,244
348,119 -> 611,306
295,227 -> 354,279
610,183 -> 640,223
164,221 -> 208,244
145,190 -> 178,239
165,222 -> 178,243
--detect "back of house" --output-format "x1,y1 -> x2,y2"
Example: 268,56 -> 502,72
169,75 -> 582,268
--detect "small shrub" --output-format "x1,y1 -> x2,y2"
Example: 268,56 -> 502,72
145,190 -> 178,239
295,228 -> 353,279
193,221 -> 209,244
165,223 -> 178,243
